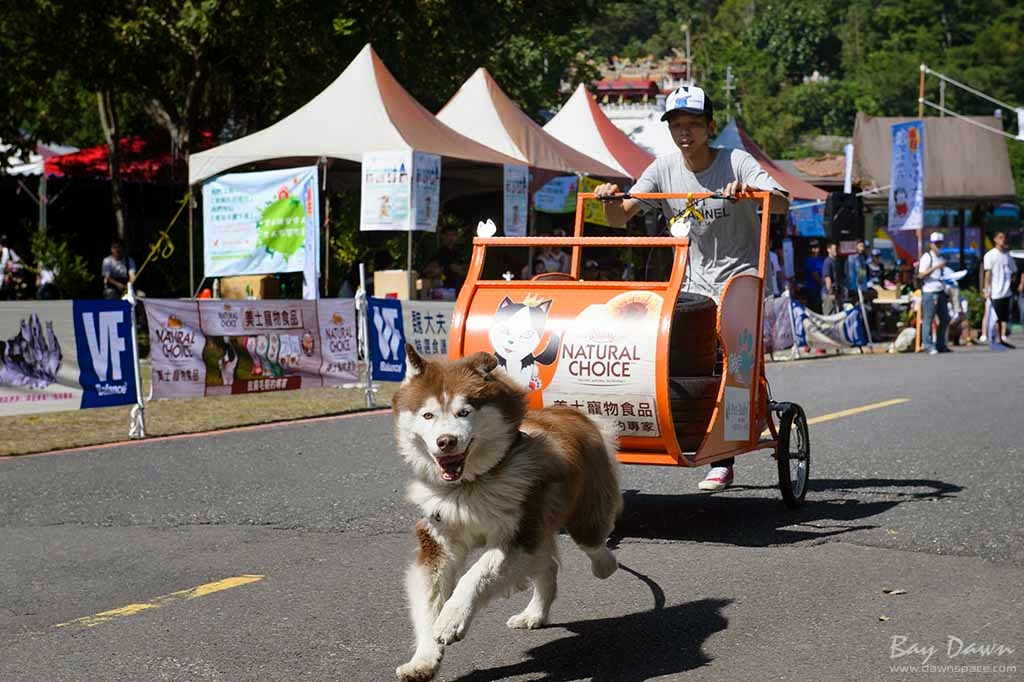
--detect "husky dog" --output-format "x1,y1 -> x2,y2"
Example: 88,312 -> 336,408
488,294 -> 560,391
392,344 -> 622,682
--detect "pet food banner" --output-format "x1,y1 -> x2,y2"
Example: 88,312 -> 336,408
403,300 -> 454,359
367,296 -> 407,382
202,166 -> 320,280
0,300 -> 138,415
144,299 -> 358,399
454,290 -> 661,439
543,291 -> 662,438
888,121 -> 925,232
503,164 -> 529,237
360,151 -> 441,232
790,299 -> 868,350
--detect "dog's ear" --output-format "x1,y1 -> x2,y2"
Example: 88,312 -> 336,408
404,343 -> 426,381
465,351 -> 498,377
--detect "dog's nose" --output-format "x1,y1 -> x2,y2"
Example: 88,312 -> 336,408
436,435 -> 458,453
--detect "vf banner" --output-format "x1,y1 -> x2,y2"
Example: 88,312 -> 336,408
0,300 -> 138,416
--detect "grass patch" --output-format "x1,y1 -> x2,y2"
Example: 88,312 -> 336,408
0,363 -> 397,456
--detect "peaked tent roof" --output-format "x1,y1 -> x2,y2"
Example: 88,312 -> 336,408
436,68 -> 626,179
543,84 -> 654,179
188,44 -> 521,185
713,119 -> 828,201
618,111 -> 678,157
853,113 -> 1015,203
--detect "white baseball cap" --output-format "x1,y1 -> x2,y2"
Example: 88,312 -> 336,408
929,231 -> 944,243
661,86 -> 714,121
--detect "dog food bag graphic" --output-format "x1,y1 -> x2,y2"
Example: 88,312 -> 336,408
543,291 -> 663,438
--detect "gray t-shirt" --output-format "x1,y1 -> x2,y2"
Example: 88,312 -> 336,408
630,148 -> 784,299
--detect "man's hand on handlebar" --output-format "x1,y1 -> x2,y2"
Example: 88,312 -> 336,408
594,183 -> 622,201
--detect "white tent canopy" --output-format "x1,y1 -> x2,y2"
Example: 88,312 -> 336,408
543,84 -> 654,179
188,44 -> 520,185
437,68 -> 626,179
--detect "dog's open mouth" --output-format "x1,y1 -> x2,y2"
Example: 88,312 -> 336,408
436,454 -> 466,481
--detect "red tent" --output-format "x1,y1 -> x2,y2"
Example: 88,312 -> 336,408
45,131 -> 212,184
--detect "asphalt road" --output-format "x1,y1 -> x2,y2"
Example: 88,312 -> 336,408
1,347 -> 1022,681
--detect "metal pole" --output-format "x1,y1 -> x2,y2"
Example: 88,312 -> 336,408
127,282 -> 146,438
918,64 -> 926,117
407,229 -> 414,300
939,79 -> 946,117
358,262 -> 376,408
856,283 -> 874,350
39,174 -> 48,233
188,193 -> 195,295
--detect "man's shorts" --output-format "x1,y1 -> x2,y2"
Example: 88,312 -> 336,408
991,296 -> 1011,322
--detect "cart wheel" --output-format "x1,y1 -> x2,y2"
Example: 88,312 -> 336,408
775,403 -> 810,508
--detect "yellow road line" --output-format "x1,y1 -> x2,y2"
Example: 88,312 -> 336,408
762,398 -> 910,437
806,398 -> 910,426
54,574 -> 265,629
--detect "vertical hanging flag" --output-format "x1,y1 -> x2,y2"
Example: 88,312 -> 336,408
503,165 -> 529,237
413,152 -> 441,232
888,121 -> 925,231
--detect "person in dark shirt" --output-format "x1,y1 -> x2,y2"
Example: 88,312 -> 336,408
820,242 -> 841,315
803,241 -> 824,312
422,224 -> 469,292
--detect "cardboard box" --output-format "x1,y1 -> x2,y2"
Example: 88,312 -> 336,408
218,275 -> 280,300
374,269 -> 418,300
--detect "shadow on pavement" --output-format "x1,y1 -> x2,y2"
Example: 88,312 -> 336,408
611,478 -> 962,547
451,594 -> 730,682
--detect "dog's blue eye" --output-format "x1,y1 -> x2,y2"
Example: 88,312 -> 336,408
422,412 -> 434,420
457,409 -> 471,418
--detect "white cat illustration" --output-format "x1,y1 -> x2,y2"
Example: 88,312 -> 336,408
488,294 -> 559,391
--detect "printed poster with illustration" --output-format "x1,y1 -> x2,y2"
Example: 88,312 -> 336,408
361,151 -> 441,232
474,290 -> 663,440
202,165 -> 320,277
144,299 -> 357,399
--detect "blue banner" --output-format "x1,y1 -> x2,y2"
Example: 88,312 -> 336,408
72,300 -> 138,409
788,202 -> 825,237
888,121 -> 925,231
790,299 -> 868,350
367,297 -> 407,382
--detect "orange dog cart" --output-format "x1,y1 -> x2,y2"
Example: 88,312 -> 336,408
448,192 -> 810,507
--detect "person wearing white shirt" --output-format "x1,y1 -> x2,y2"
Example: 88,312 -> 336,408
917,232 -> 951,354
983,232 -> 1019,349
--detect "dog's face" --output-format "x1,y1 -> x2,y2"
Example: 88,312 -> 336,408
393,344 -> 526,484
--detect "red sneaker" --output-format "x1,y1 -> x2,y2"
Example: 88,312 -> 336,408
698,466 -> 734,492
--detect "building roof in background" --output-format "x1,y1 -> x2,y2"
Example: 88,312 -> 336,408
543,84 -> 654,179
853,112 -> 1016,203
188,44 -> 521,185
774,155 -> 846,189
437,68 -> 626,179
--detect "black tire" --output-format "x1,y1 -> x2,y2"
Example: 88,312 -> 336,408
775,403 -> 810,508
669,376 -> 721,452
669,294 -> 718,376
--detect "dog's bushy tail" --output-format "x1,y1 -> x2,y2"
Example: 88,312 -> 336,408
560,414 -> 623,553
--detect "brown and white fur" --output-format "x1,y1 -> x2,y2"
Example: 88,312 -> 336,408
392,344 -> 622,682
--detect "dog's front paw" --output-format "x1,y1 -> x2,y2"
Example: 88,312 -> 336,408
396,656 -> 440,682
506,610 -> 547,630
432,604 -> 470,645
